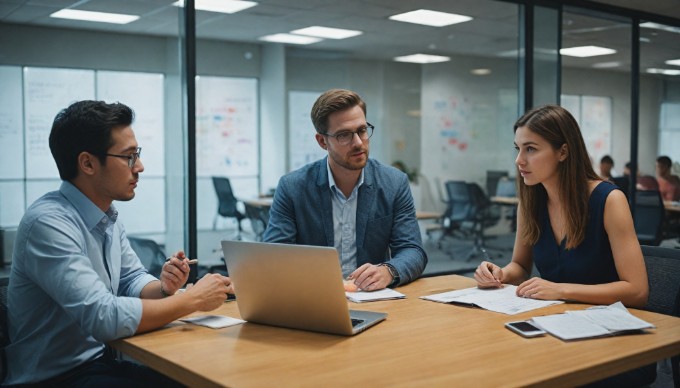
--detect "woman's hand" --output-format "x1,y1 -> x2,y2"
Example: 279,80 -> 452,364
516,277 -> 565,300
474,261 -> 503,288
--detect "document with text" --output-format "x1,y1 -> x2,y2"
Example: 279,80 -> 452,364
346,288 -> 406,303
530,302 -> 655,341
420,285 -> 563,315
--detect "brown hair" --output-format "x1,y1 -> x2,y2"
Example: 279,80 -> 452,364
310,89 -> 366,133
514,105 -> 600,249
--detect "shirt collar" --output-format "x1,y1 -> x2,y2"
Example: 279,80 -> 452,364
59,181 -> 118,231
326,159 -> 364,192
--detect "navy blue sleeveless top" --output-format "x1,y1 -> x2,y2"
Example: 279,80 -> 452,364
533,181 -> 620,285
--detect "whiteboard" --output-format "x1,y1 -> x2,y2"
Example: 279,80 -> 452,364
24,67 -> 95,179
0,181 -> 25,227
195,76 -> 258,177
580,96 -> 612,164
0,66 -> 24,179
288,91 -> 326,171
97,71 -> 165,176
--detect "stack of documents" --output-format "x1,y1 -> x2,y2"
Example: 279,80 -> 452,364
180,315 -> 246,329
421,285 -> 563,315
345,288 -> 406,303
531,302 -> 655,341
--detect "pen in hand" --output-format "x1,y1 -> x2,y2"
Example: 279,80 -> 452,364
481,248 -> 501,287
166,257 -> 198,265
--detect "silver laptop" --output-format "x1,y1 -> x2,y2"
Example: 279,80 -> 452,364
221,240 -> 387,336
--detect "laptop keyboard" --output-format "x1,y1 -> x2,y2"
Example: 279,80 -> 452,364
351,318 -> 365,327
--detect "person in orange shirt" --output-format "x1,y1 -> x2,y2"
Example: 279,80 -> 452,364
656,156 -> 680,201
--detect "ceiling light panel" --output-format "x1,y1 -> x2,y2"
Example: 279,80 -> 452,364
560,46 -> 616,57
259,34 -> 322,45
646,68 -> 680,76
666,59 -> 680,66
172,0 -> 257,14
394,54 -> 450,64
290,26 -> 362,40
50,9 -> 140,24
388,9 -> 472,27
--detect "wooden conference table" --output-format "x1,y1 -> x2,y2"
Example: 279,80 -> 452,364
111,275 -> 680,387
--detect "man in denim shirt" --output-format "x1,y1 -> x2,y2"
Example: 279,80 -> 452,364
264,89 -> 427,291
5,101 -> 233,386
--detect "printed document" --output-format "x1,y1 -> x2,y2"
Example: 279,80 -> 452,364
180,315 -> 246,329
531,302 -> 655,341
346,288 -> 406,303
420,285 -> 563,315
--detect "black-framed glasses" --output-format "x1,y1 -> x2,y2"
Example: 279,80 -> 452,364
105,147 -> 142,168
322,123 -> 374,146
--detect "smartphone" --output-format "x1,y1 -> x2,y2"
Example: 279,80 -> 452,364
505,320 -> 546,338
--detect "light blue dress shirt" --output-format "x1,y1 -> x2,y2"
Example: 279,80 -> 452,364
326,161 -> 364,277
5,181 -> 157,385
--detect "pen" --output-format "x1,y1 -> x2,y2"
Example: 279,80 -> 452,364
481,248 -> 500,285
166,257 -> 198,264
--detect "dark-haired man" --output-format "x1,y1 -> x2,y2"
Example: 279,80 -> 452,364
263,89 -> 427,291
5,100 -> 233,386
656,155 -> 680,201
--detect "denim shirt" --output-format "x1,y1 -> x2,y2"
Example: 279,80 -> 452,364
5,181 -> 156,385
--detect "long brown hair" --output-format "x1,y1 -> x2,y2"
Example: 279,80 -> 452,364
514,105 -> 600,249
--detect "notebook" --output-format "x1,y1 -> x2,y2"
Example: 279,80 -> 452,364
221,240 -> 387,336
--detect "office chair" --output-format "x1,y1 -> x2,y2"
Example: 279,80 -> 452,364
641,245 -> 680,387
633,190 -> 665,246
127,237 -> 167,278
0,277 -> 9,382
437,181 -> 474,253
464,182 -> 501,261
485,170 -> 509,201
244,203 -> 270,241
212,177 -> 245,240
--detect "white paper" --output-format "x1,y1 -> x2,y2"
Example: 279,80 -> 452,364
345,288 -> 406,303
180,315 -> 246,329
531,302 -> 654,341
420,285 -> 563,315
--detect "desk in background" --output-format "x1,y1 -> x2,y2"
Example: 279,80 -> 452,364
111,275 -> 680,387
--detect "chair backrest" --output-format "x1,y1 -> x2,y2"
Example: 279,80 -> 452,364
633,190 -> 665,246
244,203 -> 270,241
486,170 -> 508,198
444,181 -> 474,223
128,237 -> 166,278
212,177 -> 242,219
467,182 -> 500,226
642,245 -> 680,318
495,177 -> 517,198
0,277 -> 9,382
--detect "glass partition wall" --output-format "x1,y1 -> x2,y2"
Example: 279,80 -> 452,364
1,1 -> 679,273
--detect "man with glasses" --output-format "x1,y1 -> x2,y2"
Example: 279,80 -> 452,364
5,100 -> 233,386
264,89 -> 427,291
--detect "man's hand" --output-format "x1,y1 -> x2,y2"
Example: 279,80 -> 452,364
160,250 -> 191,296
347,263 -> 393,291
185,274 -> 234,311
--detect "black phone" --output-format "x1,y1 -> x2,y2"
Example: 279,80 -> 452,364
505,320 -> 546,338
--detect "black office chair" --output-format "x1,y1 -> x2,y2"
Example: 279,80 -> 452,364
495,177 -> 517,232
128,237 -> 166,278
641,245 -> 680,387
634,190 -> 665,246
437,180 -> 475,253
212,177 -> 245,239
244,203 -> 270,241
0,277 -> 9,383
486,170 -> 509,201
464,182 -> 501,261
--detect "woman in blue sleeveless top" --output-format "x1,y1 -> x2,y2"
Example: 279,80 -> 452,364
474,105 -> 653,387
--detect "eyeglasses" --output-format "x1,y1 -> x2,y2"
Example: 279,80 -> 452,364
322,123 -> 374,146
105,147 -> 142,168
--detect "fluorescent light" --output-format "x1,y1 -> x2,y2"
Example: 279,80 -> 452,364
290,26 -> 362,40
172,0 -> 257,14
470,68 -> 491,75
259,33 -> 322,45
50,9 -> 139,24
560,46 -> 616,57
394,54 -> 450,64
665,59 -> 680,66
592,61 -> 621,69
640,22 -> 680,34
646,68 -> 680,76
389,9 -> 472,27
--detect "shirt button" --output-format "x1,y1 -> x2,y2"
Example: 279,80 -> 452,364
101,218 -> 108,224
